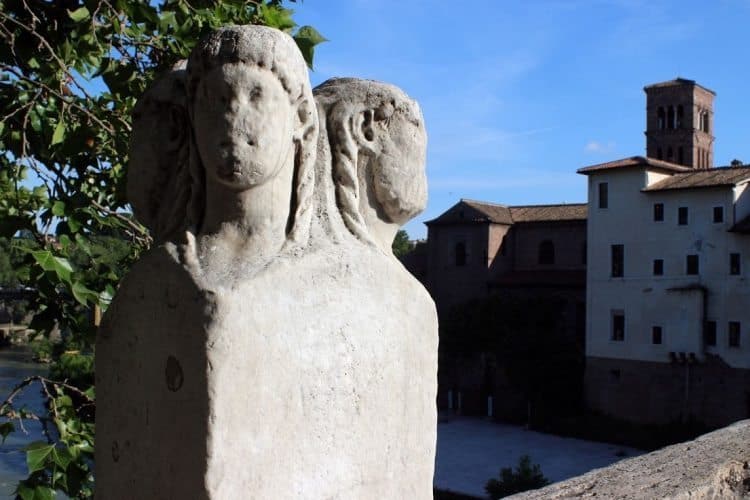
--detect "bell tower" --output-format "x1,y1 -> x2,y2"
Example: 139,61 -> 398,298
644,78 -> 715,169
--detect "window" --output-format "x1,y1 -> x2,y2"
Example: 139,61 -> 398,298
653,203 -> 664,221
686,254 -> 699,275
729,321 -> 741,348
657,107 -> 665,130
713,206 -> 724,223
667,147 -> 673,161
667,106 -> 675,130
538,240 -> 555,265
657,147 -> 663,160
652,326 -> 663,345
611,244 -> 624,277
731,253 -> 741,275
678,146 -> 684,165
653,259 -> 664,276
704,321 -> 717,346
598,182 -> 608,209
455,242 -> 466,266
678,207 -> 688,225
612,312 -> 625,341
676,105 -> 684,128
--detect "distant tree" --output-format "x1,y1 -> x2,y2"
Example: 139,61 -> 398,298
440,294 -> 584,424
392,229 -> 414,257
485,455 -> 550,499
731,159 -> 744,167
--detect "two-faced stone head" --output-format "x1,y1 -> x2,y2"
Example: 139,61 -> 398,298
314,78 -> 427,244
186,25 -> 315,191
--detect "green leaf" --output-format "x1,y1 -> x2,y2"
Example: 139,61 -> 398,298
71,280 -> 97,305
51,201 -> 66,217
259,4 -> 295,31
51,121 -> 65,146
68,7 -> 90,22
293,26 -> 327,69
16,483 -> 55,500
0,422 -> 14,444
24,442 -> 55,473
31,250 -> 73,283
51,446 -> 72,469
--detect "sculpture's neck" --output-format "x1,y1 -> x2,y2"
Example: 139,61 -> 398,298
198,157 -> 294,272
358,156 -> 398,254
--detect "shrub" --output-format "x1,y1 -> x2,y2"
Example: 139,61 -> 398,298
485,455 -> 550,499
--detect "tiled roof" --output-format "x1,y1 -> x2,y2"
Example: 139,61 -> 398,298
643,166 -> 750,192
462,199 -> 514,224
578,156 -> 691,175
425,199 -> 586,225
643,78 -> 716,96
424,199 -> 513,225
509,204 -> 587,223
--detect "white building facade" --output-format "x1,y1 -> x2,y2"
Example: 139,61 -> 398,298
579,80 -> 750,426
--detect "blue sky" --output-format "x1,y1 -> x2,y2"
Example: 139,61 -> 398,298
293,0 -> 750,239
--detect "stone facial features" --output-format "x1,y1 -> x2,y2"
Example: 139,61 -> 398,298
192,63 -> 295,190
98,24 -> 438,500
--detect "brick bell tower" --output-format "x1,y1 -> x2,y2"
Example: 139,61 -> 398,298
644,78 -> 715,169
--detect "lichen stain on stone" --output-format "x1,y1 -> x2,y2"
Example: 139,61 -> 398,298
165,355 -> 184,392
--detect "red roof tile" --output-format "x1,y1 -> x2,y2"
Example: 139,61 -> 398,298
578,156 -> 691,175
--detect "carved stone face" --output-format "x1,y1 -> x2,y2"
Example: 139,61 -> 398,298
370,108 -> 428,225
192,63 -> 294,190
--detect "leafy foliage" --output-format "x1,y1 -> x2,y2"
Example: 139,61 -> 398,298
440,294 -> 584,424
391,229 -> 414,258
0,1 -> 324,497
485,455 -> 550,499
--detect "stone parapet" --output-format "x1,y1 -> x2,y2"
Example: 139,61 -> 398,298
510,419 -> 750,499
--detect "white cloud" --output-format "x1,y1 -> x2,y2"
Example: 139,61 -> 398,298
584,140 -> 616,154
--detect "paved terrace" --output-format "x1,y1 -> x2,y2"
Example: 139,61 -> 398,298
435,417 -> 643,498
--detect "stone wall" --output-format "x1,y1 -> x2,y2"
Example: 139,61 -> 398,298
586,355 -> 750,427
511,419 -> 750,499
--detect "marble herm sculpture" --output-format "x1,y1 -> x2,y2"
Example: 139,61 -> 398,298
96,24 -> 437,499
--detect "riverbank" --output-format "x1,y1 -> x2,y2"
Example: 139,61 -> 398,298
0,346 -> 49,496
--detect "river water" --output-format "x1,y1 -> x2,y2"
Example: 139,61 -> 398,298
0,346 -> 50,496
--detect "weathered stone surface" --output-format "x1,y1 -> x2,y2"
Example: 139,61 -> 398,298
511,419 -> 750,499
96,24 -> 437,499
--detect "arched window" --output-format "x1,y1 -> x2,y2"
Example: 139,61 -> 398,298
539,240 -> 555,265
657,147 -> 663,160
455,242 -> 466,266
667,106 -> 675,130
667,147 -> 673,161
699,110 -> 710,133
676,105 -> 684,128
678,146 -> 684,165
657,107 -> 666,130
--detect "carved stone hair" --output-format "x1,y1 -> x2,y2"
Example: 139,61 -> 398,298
128,60 -> 192,244
185,25 -> 318,246
313,78 -> 424,245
